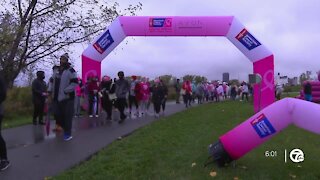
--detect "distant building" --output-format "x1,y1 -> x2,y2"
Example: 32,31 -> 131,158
222,73 -> 229,82
279,76 -> 288,86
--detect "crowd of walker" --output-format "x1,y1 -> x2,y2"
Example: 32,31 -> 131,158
0,53 -> 315,172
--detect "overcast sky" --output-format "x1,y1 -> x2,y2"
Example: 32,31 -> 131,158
70,0 -> 320,81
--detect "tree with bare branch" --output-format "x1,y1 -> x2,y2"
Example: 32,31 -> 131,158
0,0 -> 142,87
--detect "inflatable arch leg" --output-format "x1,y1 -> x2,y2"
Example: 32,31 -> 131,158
209,98 -> 320,165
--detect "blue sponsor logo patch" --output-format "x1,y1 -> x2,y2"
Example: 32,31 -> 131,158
149,18 -> 172,28
236,29 -> 261,50
93,30 -> 114,54
251,114 -> 276,138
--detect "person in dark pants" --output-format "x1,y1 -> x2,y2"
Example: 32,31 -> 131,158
128,75 -> 139,117
32,71 -> 48,125
304,81 -> 312,101
115,71 -> 130,123
174,79 -> 181,104
230,84 -> 237,101
160,79 -> 168,115
0,74 -> 10,170
56,53 -> 78,141
100,76 -> 115,120
151,79 -> 165,118
48,65 -> 63,132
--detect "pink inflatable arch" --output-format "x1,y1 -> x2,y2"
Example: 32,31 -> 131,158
82,16 -> 275,112
209,98 -> 320,166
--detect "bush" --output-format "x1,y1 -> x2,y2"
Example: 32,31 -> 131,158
3,86 -> 33,118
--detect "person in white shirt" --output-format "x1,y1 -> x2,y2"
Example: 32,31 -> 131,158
241,82 -> 249,101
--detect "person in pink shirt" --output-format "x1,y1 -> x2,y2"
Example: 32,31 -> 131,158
74,78 -> 83,117
87,76 -> 100,117
139,77 -> 150,116
182,80 -> 192,108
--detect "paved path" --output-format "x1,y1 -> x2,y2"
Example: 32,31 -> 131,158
0,102 -> 194,180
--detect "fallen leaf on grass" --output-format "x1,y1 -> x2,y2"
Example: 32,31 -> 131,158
240,165 -> 247,170
209,170 -> 217,177
117,136 -> 122,140
297,165 -> 302,168
191,162 -> 196,167
289,174 -> 297,178
234,177 -> 239,180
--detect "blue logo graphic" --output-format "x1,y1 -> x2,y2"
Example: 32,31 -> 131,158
251,114 -> 276,138
149,18 -> 172,28
236,29 -> 261,50
93,30 -> 114,54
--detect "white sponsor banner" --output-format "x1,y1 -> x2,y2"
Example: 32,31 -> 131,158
226,17 -> 272,62
83,17 -> 126,62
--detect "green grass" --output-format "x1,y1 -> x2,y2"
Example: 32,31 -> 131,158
54,100 -> 320,180
2,115 -> 32,129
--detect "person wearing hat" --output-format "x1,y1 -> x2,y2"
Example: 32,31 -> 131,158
151,78 -> 165,118
115,71 -> 130,123
32,70 -> 48,125
100,75 -> 116,120
55,53 -> 78,141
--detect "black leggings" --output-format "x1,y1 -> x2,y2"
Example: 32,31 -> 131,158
0,115 -> 7,160
242,92 -> 249,101
102,97 -> 113,118
154,101 -> 161,114
128,95 -> 138,110
116,98 -> 127,120
33,98 -> 45,122
161,98 -> 167,111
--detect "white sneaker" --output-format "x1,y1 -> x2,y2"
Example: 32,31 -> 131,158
95,115 -> 99,118
89,115 -> 93,118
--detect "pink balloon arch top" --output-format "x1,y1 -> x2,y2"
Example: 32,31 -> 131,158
82,16 -> 275,112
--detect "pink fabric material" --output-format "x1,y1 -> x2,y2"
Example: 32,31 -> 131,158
253,55 -> 275,112
183,81 -> 192,94
82,54 -> 101,83
87,81 -> 99,95
119,16 -> 233,36
220,98 -> 320,160
75,85 -> 82,97
140,82 -> 150,101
